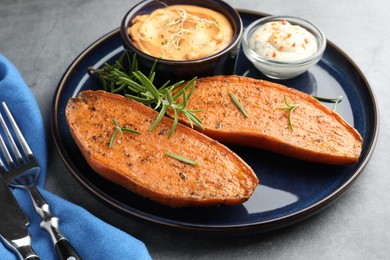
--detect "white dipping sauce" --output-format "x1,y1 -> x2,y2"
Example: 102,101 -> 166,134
249,20 -> 318,62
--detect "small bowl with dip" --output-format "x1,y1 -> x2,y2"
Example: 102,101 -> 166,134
242,16 -> 326,79
120,0 -> 242,83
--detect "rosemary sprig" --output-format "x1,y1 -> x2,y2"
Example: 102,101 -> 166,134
109,118 -> 141,148
89,52 -> 203,138
229,92 -> 248,118
277,95 -> 299,131
165,151 -> 199,166
312,95 -> 343,111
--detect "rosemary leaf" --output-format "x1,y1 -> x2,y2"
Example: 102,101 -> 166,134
168,109 -> 179,138
135,71 -> 160,100
312,95 -> 343,103
164,88 -> 174,105
172,78 -> 196,100
100,76 -> 108,91
313,95 -> 343,111
122,128 -> 141,134
170,80 -> 186,91
112,84 -> 127,93
182,110 -> 194,128
149,71 -> 156,83
229,92 -> 248,118
287,105 -> 299,131
158,80 -> 171,90
118,52 -> 127,67
115,60 -> 125,71
124,94 -> 154,105
102,75 -> 116,83
184,78 -> 197,100
333,96 -> 342,110
150,105 -> 167,132
179,89 -> 188,110
166,151 -> 199,166
277,95 -> 299,131
111,68 -> 129,79
130,53 -> 138,74
112,118 -> 122,135
184,111 -> 204,130
148,60 -> 157,79
109,129 -> 118,148
119,77 -> 143,91
109,118 -> 141,148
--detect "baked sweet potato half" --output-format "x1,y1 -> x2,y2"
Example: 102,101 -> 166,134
169,75 -> 363,165
65,90 -> 258,207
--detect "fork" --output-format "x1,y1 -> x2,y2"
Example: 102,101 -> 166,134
0,102 -> 81,260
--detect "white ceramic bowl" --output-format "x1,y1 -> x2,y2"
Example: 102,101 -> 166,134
242,16 -> 326,79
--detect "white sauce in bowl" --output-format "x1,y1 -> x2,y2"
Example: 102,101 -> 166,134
249,20 -> 318,62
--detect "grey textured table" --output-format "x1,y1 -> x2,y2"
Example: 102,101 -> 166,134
1,0 -> 389,259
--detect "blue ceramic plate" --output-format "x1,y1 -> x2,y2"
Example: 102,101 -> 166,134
51,11 -> 379,235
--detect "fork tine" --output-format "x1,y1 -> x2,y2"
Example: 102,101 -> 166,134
0,135 -> 12,169
0,156 -> 4,170
1,102 -> 33,159
0,113 -> 17,169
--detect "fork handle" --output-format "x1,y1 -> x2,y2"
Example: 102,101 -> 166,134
41,217 -> 82,260
27,185 -> 82,260
55,239 -> 82,260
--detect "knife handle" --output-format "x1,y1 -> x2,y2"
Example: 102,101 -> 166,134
16,244 -> 40,260
4,235 -> 40,260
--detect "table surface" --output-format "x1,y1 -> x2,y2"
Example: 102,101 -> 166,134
1,0 -> 389,259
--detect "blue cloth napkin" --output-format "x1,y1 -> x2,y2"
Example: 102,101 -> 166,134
0,54 -> 151,260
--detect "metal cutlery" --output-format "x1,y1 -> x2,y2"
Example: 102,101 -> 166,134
0,174 -> 39,260
0,102 -> 81,260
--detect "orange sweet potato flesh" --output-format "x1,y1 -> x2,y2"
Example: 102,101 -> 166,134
170,75 -> 363,165
65,90 -> 258,207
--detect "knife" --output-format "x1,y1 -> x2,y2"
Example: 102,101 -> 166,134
0,174 -> 39,259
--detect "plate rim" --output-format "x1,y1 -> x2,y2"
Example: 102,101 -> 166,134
50,10 -> 380,235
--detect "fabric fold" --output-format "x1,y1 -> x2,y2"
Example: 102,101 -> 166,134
0,54 -> 151,260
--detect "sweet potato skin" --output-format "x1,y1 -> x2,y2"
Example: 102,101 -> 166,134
65,90 -> 258,207
171,75 -> 363,165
